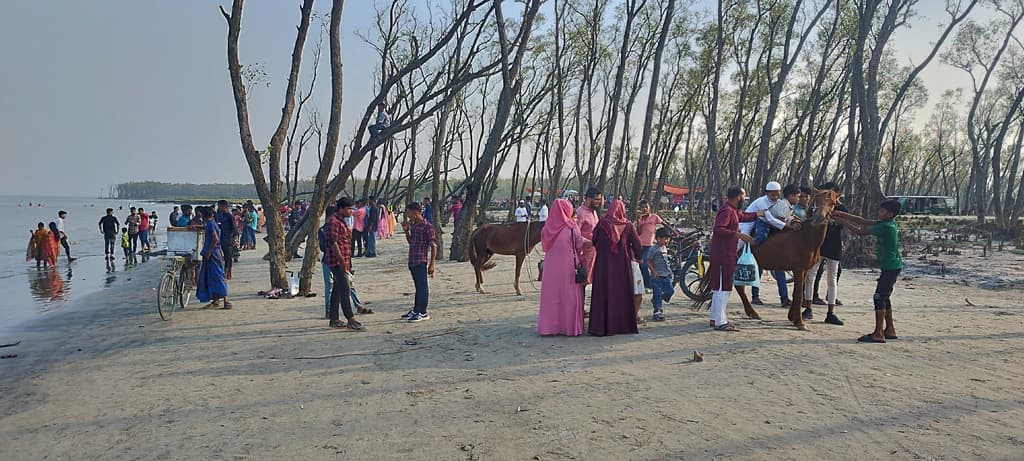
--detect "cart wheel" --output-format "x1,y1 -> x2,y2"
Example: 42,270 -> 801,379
157,272 -> 176,320
178,265 -> 195,309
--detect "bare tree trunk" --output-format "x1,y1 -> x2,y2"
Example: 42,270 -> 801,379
628,0 -> 674,216
296,0 -> 345,295
430,100 -> 451,259
450,0 -> 542,261
597,0 -> 644,191
705,0 -> 726,209
751,0 -> 829,192
221,0 -> 315,289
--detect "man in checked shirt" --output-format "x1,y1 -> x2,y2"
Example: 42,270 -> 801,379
400,202 -> 437,322
325,197 -> 365,331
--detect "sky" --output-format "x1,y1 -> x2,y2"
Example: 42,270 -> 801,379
0,1 -> 992,197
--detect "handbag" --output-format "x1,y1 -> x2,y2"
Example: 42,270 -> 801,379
733,243 -> 760,288
571,230 -> 587,284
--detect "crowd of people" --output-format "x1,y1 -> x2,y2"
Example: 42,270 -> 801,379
26,210 -> 78,269
535,183 -> 904,344
319,197 -> 435,330
34,175 -> 901,345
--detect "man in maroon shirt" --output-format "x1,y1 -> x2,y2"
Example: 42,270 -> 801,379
707,186 -> 763,331
325,197 -> 364,330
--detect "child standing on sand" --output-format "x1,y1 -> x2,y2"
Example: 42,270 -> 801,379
645,227 -> 676,322
832,200 -> 903,343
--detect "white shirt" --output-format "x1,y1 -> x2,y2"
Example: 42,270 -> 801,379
768,200 -> 796,224
514,207 -> 530,222
538,205 -> 549,222
739,195 -> 787,235
56,217 -> 66,233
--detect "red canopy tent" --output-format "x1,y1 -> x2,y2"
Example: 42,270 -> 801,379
659,184 -> 703,204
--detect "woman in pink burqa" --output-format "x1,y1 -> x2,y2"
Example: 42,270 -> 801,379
537,199 -> 592,336
588,200 -> 643,336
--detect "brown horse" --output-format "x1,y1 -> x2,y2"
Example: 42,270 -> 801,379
736,189 -> 840,329
469,221 -> 543,295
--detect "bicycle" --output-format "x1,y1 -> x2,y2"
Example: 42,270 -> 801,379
667,228 -> 711,302
156,226 -> 204,321
156,255 -> 199,320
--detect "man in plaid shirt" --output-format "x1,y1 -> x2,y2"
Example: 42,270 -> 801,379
401,202 -> 437,322
325,197 -> 364,330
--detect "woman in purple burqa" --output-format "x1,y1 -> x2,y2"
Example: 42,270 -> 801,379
588,200 -> 642,336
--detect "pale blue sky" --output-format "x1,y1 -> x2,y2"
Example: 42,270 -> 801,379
0,1 -> 985,197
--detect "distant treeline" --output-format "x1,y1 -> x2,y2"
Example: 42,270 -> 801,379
110,181 -> 265,201
110,179 -> 533,203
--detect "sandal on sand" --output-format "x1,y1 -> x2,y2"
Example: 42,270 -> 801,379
357,307 -> 374,315
203,302 -> 220,309
713,323 -> 738,332
857,334 -> 886,343
884,335 -> 898,340
220,302 -> 233,310
346,321 -> 366,331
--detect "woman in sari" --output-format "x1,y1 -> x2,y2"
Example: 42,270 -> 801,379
388,205 -> 398,238
588,200 -> 643,336
27,222 -> 52,268
46,222 -> 61,266
193,207 -> 231,309
377,201 -> 392,239
536,199 -> 591,336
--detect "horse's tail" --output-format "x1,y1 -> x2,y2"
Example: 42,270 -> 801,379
692,274 -> 712,310
468,228 -> 497,271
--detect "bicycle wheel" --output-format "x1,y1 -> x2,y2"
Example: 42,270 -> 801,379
157,272 -> 176,320
680,256 -> 711,302
178,264 -> 195,309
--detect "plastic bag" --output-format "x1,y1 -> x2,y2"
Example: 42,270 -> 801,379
733,243 -> 760,288
288,271 -> 300,296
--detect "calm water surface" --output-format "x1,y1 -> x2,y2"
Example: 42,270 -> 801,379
0,195 -> 181,338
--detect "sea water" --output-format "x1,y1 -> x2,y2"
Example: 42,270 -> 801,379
0,195 -> 175,339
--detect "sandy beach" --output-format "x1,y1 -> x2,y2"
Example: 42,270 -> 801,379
1,232 -> 1022,460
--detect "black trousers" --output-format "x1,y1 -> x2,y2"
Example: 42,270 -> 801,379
104,235 -> 117,255
328,265 -> 354,322
352,230 -> 364,255
60,236 -> 71,257
221,242 -> 233,273
873,269 -> 901,311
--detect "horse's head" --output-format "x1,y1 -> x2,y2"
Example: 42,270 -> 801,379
810,188 -> 839,227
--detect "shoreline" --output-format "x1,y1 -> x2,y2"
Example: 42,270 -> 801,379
1,233 -> 1022,459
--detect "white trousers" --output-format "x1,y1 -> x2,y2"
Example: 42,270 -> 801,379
803,257 -> 839,305
710,271 -> 731,326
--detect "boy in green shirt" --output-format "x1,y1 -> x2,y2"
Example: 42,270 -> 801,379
832,200 -> 903,343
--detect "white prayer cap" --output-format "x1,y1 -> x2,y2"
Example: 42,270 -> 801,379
765,181 -> 782,191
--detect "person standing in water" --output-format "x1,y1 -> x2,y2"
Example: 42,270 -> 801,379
56,211 -> 76,263
98,208 -> 120,260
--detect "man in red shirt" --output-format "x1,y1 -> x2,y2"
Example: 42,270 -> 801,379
325,197 -> 364,330
138,207 -> 151,253
575,187 -> 604,285
707,186 -> 763,331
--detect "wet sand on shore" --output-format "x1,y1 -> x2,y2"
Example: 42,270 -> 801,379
1,233 -> 1022,460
